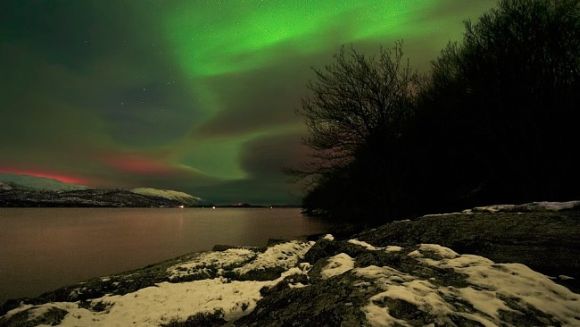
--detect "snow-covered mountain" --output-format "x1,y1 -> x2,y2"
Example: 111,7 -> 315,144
130,188 -> 201,204
0,174 -> 200,207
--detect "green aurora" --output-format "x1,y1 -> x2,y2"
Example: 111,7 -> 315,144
0,0 -> 496,203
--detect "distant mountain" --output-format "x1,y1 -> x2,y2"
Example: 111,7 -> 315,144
0,188 -> 194,208
0,182 -> 13,191
131,188 -> 200,205
0,175 -> 200,207
0,173 -> 87,191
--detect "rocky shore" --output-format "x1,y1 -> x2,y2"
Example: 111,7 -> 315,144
1,202 -> 579,326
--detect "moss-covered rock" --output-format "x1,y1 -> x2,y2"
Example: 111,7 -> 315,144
355,209 -> 580,292
0,307 -> 68,327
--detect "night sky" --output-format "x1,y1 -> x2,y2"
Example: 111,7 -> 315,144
0,1 -> 496,204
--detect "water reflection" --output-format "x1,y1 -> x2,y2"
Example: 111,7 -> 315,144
0,208 -> 328,303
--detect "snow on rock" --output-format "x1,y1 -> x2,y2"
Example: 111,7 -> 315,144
416,243 -> 459,259
354,265 -> 412,282
4,236 -> 580,326
169,241 -> 316,282
322,234 -> 335,241
1,241 -> 316,327
349,239 -> 403,254
426,259 -> 580,325
233,241 -> 314,277
0,304 -> 34,321
4,278 -> 271,326
130,187 -> 200,204
415,200 -> 580,217
473,200 -> 580,213
422,212 -> 467,218
348,239 -> 380,250
473,203 -> 529,213
354,264 -> 461,326
167,249 -> 256,281
560,275 -> 575,281
288,282 -> 308,289
361,243 -> 580,327
321,253 -> 355,279
407,249 -> 422,258
385,245 -> 403,253
534,201 -> 580,211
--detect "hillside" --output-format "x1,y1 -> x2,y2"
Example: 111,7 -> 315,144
0,186 -> 195,207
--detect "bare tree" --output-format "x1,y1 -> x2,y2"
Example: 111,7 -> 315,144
298,42 -> 418,175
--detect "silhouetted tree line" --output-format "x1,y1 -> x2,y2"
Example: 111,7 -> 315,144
298,0 -> 580,223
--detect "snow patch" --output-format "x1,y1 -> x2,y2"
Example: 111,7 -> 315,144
4,278 -> 269,326
322,234 -> 335,241
417,244 -> 459,259
358,264 -> 507,327
321,253 -> 355,279
0,304 -> 34,320
357,244 -> 580,326
348,239 -> 403,254
233,241 -> 314,276
1,241 -> 315,326
409,245 -> 580,326
167,249 -> 256,280
473,200 -> 580,213
422,212 -> 466,218
348,239 -> 380,250
288,282 -> 308,289
4,266 -> 312,327
407,250 -> 422,258
385,246 -> 403,253
416,200 -> 580,217
534,201 -> 580,211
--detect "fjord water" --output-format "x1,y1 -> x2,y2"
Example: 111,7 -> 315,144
0,208 -> 328,303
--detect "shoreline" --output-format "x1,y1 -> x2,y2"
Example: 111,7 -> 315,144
2,202 -> 579,326
0,207 -> 328,305
0,236 -> 318,308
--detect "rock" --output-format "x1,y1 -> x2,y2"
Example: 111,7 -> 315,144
161,310 -> 227,327
0,306 -> 68,327
354,207 -> 580,293
237,238 -> 578,326
2,203 -> 580,326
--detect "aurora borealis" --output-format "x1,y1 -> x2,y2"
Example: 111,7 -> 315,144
0,1 -> 496,203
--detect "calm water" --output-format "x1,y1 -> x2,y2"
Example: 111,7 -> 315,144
0,208 -> 329,303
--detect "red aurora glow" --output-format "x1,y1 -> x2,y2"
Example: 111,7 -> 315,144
0,168 -> 88,185
102,154 -> 176,175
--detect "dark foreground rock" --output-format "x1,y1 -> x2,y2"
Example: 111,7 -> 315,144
355,203 -> 580,293
237,239 -> 577,327
1,202 -> 580,326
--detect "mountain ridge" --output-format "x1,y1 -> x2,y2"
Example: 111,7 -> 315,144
0,185 -> 197,208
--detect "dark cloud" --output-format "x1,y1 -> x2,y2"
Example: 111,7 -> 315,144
240,132 -> 310,178
190,132 -> 310,204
